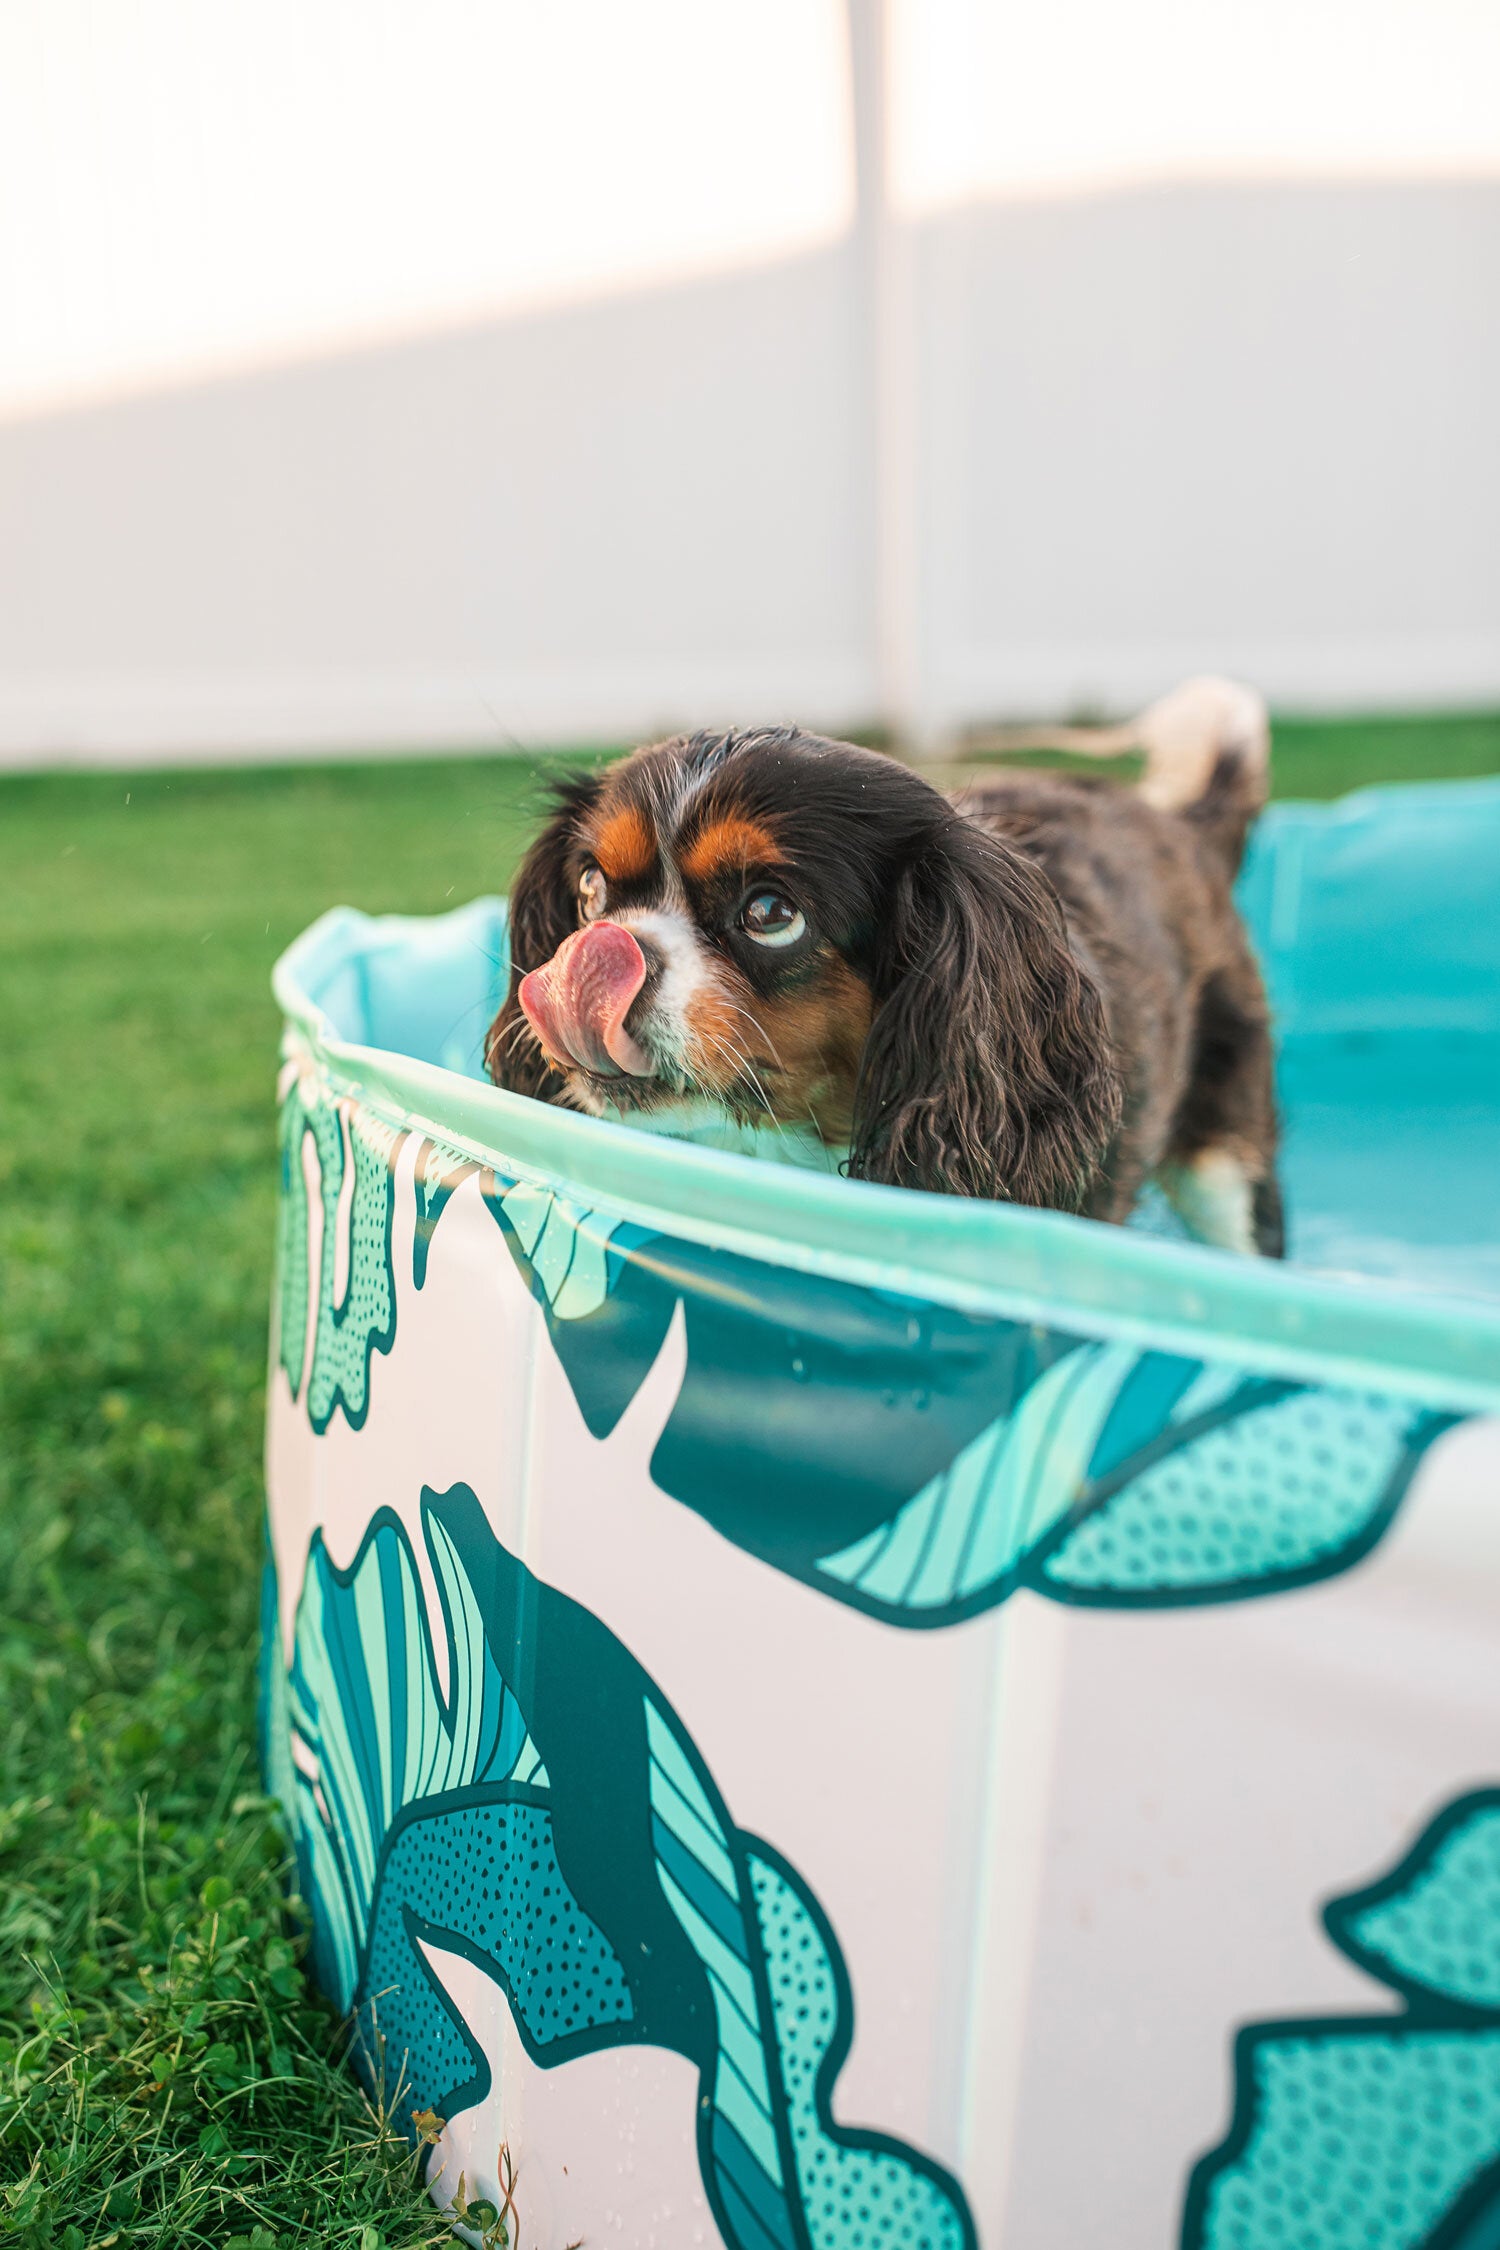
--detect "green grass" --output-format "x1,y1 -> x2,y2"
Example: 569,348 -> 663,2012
0,754 -> 567,2248
954,706 -> 1500,799
1266,709 -> 1500,798
1,708 -> 1497,2244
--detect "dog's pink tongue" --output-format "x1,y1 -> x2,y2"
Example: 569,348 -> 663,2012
518,921 -> 652,1078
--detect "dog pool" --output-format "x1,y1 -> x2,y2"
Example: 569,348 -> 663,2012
263,776 -> 1500,2250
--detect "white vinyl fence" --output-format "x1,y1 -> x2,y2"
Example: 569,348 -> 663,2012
1,2 -> 1496,766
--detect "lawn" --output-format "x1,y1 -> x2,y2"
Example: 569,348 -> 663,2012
0,754 -> 563,2249
2,709 -> 1497,2246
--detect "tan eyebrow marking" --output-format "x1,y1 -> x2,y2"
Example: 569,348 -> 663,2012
591,804 -> 657,883
679,816 -> 784,886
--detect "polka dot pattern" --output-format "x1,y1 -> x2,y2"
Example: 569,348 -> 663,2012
1345,1804 -> 1500,2012
1201,2031 -> 1500,2250
1048,1389 -> 1419,1592
362,1799 -> 632,2121
275,1084 -> 312,1398
280,1091 -> 402,1434
749,1852 -> 969,2250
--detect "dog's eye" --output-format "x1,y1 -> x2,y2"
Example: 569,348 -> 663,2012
578,866 -> 607,920
740,891 -> 806,948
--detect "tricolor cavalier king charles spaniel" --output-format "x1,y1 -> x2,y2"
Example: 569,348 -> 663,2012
486,677 -> 1283,1256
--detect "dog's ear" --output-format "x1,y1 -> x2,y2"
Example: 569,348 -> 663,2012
848,818 -> 1122,1206
486,773 -> 602,1097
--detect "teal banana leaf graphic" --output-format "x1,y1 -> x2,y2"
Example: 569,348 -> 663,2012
283,1499 -> 550,2015
477,1158 -> 1457,1621
277,1099 -> 1460,1619
742,1839 -> 973,2249
1335,1792 -> 1500,2014
642,1700 -> 972,2250
264,1487 -> 977,2250
1184,1793 -> 1500,2250
484,1173 -> 638,1323
815,1338 -> 1147,1611
277,1079 -> 402,1433
1037,1374 -> 1447,1607
411,1134 -> 480,1290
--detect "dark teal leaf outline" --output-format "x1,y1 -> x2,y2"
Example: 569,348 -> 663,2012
1032,1401 -> 1459,1614
273,1490 -> 979,2250
1327,1789 -> 1500,2020
472,1173 -> 1464,1623
1182,1793 -> 1500,2250
276,1083 -> 402,1434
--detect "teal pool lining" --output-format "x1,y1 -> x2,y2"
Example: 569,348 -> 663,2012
275,908 -> 1500,1422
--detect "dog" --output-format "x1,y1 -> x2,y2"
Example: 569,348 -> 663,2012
486,677 -> 1283,1255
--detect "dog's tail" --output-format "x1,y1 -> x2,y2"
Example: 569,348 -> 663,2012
975,675 -> 1270,873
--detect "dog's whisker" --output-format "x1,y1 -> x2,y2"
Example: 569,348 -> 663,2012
692,1030 -> 776,1119
715,1000 -> 785,1072
697,1045 -> 773,1117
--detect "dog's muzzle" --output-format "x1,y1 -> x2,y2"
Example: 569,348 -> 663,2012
518,921 -> 653,1078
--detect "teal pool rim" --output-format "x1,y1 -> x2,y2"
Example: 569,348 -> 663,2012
274,902 -> 1500,1424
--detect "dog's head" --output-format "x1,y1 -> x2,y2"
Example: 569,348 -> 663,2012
487,727 -> 1120,1204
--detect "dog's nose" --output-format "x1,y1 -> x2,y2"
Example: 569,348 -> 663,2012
518,920 -> 653,1078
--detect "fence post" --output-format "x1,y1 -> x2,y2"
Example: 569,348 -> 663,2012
847,0 -> 941,756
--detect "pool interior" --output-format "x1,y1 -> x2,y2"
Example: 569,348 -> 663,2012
303,780 -> 1500,1307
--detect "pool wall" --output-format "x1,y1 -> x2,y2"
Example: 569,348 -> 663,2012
263,780 -> 1500,2249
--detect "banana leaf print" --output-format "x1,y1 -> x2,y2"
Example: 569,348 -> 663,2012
276,1075 -> 402,1433
274,1097 -> 1463,1622
474,1170 -> 1460,1621
263,1486 -> 977,2250
1184,1793 -> 1500,2250
411,1133 -> 481,1290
